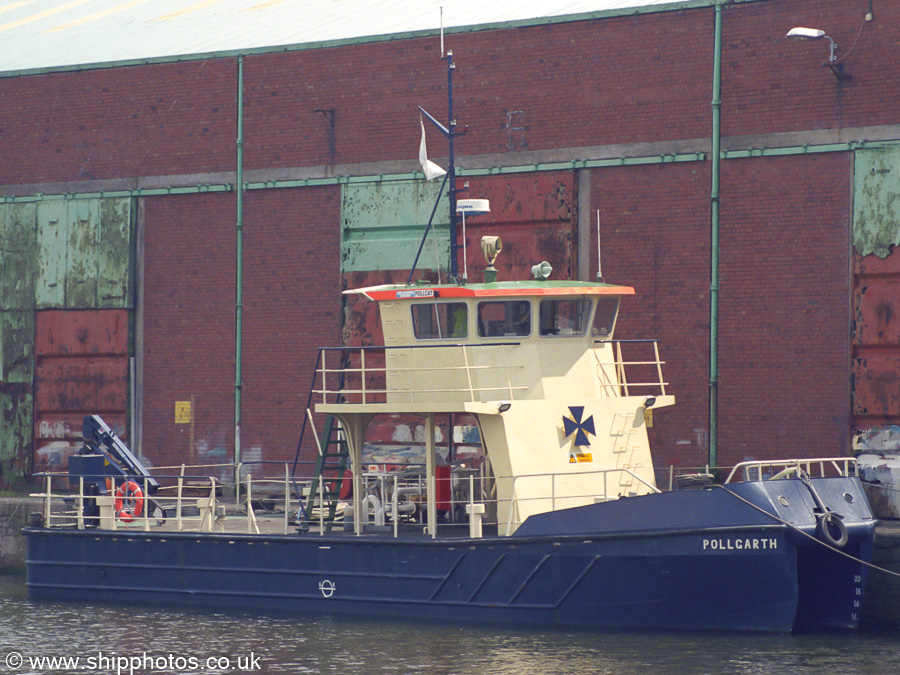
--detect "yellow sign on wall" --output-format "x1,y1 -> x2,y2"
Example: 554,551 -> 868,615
175,400 -> 193,424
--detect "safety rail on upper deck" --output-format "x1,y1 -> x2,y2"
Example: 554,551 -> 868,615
724,457 -> 859,484
312,339 -> 669,404
593,339 -> 669,397
312,343 -> 526,405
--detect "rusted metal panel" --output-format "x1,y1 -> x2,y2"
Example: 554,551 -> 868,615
852,245 -> 900,454
35,358 -> 128,412
0,203 -> 37,487
457,172 -> 577,282
2,199 -> 132,480
856,250 -> 900,277
852,355 -> 900,419
33,414 -> 128,476
853,278 -> 900,346
853,146 -> 900,258
34,308 -> 128,356
0,310 -> 34,385
33,309 -> 129,473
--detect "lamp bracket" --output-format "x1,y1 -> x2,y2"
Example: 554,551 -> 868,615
824,61 -> 851,81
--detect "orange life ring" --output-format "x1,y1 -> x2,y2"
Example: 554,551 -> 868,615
115,480 -> 144,522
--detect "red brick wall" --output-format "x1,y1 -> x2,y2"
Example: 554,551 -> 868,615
141,193 -> 237,469
721,0 -> 900,136
584,153 -> 852,471
141,188 -> 341,471
4,0 -> 895,187
587,161 -> 712,471
241,8 -> 714,169
3,1 -> 898,187
716,152 -> 852,467
0,60 -> 236,184
1,0 -> 892,472
240,187 -> 342,465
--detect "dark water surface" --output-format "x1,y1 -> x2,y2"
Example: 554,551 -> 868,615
2,575 -> 899,675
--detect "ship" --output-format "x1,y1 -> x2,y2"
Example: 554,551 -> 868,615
23,54 -> 876,634
22,264 -> 877,632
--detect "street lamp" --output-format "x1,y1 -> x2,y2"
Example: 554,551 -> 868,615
786,26 -> 849,80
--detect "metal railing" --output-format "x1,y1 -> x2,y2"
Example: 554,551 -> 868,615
593,339 -> 668,397
724,457 -> 858,484
314,339 -> 669,405
31,455 -> 861,538
31,460 -> 666,540
313,343 -> 527,404
32,471 -> 222,533
501,467 -> 661,535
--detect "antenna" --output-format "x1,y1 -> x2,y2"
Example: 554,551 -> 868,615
440,6 -> 444,56
446,50 -> 458,279
596,209 -> 604,282
408,50 -> 461,285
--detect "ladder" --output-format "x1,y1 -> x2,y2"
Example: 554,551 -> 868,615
292,348 -> 353,532
302,415 -> 350,531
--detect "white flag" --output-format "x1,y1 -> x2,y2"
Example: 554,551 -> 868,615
419,119 -> 446,181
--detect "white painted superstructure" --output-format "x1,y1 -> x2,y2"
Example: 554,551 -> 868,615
317,279 -> 673,534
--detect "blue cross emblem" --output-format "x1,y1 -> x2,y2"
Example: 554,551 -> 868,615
563,406 -> 595,447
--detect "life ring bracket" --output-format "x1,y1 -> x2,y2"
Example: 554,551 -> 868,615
114,480 -> 145,523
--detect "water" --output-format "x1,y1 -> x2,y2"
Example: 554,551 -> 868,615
2,575 -> 900,675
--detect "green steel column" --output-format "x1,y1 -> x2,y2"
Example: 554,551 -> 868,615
235,56 -> 244,474
709,3 -> 723,468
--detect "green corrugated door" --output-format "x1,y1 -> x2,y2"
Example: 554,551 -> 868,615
0,197 -> 133,486
341,180 -> 449,274
0,203 -> 37,486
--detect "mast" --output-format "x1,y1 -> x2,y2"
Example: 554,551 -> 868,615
411,50 -> 462,284
446,50 -> 459,280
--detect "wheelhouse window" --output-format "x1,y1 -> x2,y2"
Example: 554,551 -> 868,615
477,300 -> 531,338
411,302 -> 468,340
539,298 -> 591,337
592,297 -> 620,338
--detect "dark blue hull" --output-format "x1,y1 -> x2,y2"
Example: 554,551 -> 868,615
24,479 -> 875,633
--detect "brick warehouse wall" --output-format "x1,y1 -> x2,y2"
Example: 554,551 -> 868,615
239,7 -> 714,168
140,188 -> 341,472
585,153 -> 853,470
141,193 -> 237,469
721,0 -> 900,136
1,0 -> 896,188
2,0 -> 899,474
716,152 -> 852,468
0,60 -> 237,184
587,161 -> 713,471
